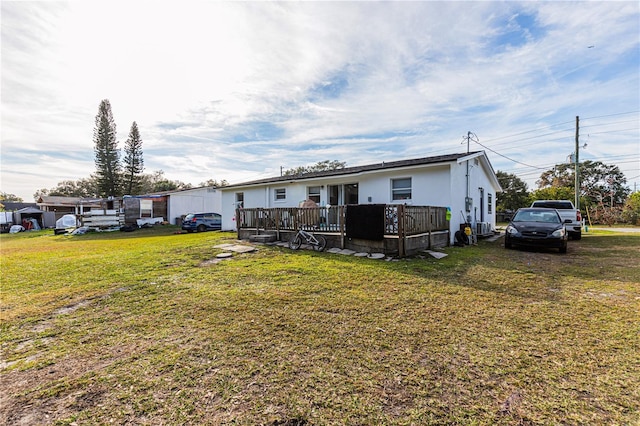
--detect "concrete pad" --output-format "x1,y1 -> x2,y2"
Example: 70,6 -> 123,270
353,252 -> 369,257
368,253 -> 385,259
425,250 -> 448,259
228,245 -> 256,253
486,233 -> 504,242
215,244 -> 256,253
216,252 -> 233,258
326,247 -> 343,254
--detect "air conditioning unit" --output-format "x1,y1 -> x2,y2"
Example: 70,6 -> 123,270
476,222 -> 492,236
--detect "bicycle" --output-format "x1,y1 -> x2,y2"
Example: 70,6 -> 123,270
289,227 -> 327,251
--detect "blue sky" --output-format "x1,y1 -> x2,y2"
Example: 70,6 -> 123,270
2,1 -> 639,201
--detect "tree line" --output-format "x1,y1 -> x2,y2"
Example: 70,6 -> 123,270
497,161 -> 639,225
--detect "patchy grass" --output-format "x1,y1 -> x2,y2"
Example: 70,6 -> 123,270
1,227 -> 639,425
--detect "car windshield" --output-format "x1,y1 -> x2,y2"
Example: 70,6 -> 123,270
513,210 -> 560,223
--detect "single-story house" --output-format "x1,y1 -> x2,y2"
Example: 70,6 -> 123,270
220,151 -> 502,245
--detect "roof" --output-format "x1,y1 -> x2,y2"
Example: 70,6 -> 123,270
37,196 -> 102,206
17,207 -> 44,214
223,151 -> 490,189
1,202 -> 38,211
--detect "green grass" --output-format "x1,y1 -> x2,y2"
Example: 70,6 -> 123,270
1,226 -> 639,425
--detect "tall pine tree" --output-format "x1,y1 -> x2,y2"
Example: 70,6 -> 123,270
93,99 -> 121,197
123,121 -> 144,195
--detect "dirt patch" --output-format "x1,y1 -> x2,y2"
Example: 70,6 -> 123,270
0,342 -> 144,425
53,300 -> 92,316
200,258 -> 229,267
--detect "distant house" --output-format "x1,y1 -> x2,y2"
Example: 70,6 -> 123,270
220,151 -> 502,244
37,196 -> 102,221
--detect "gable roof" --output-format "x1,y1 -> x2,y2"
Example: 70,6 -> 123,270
223,151 -> 496,189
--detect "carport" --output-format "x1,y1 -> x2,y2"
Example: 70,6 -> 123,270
14,207 -> 55,230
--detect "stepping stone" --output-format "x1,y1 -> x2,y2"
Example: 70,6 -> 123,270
368,253 -> 385,259
353,252 -> 369,257
214,244 -> 235,249
425,250 -> 448,259
227,245 -> 256,253
337,249 -> 356,255
216,252 -> 233,258
326,248 -> 342,254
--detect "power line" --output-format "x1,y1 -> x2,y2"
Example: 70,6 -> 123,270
479,111 -> 639,152
583,110 -> 640,121
476,140 -> 548,170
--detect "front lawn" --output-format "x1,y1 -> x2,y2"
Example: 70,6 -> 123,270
1,227 -> 638,425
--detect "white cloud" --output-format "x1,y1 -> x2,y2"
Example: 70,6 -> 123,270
1,1 -> 638,201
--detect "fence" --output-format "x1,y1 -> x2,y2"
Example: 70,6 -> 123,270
236,205 -> 450,256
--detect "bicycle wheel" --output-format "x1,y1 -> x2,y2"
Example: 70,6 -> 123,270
289,234 -> 302,250
313,235 -> 326,252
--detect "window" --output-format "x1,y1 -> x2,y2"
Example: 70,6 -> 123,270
140,199 -> 153,218
391,178 -> 412,201
308,186 -> 321,203
345,183 -> 359,204
235,192 -> 244,208
274,188 -> 286,201
488,193 -> 493,214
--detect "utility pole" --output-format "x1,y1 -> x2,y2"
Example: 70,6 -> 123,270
575,116 -> 580,211
463,131 -> 478,214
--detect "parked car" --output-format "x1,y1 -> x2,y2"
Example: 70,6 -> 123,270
181,213 -> 222,232
505,207 -> 569,253
530,200 -> 582,240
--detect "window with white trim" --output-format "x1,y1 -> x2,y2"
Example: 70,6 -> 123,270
391,178 -> 412,201
140,199 -> 153,218
274,188 -> 286,201
307,186 -> 321,203
488,193 -> 493,214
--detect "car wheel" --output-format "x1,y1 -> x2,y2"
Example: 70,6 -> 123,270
197,224 -> 206,232
559,245 -> 567,254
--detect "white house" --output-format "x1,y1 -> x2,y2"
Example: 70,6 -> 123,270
166,186 -> 223,225
220,151 -> 501,243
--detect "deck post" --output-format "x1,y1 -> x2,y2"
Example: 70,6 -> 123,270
340,206 -> 345,249
427,206 -> 432,249
398,204 -> 405,257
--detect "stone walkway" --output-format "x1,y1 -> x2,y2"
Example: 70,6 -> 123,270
270,241 -> 391,260
211,241 -> 450,261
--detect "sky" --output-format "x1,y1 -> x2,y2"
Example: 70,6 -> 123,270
2,1 -> 639,202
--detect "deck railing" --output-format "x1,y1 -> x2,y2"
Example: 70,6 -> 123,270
237,205 -> 448,236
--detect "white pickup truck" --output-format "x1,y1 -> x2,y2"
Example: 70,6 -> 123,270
530,200 -> 582,240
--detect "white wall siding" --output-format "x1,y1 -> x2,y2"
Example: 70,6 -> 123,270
168,188 -> 222,225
